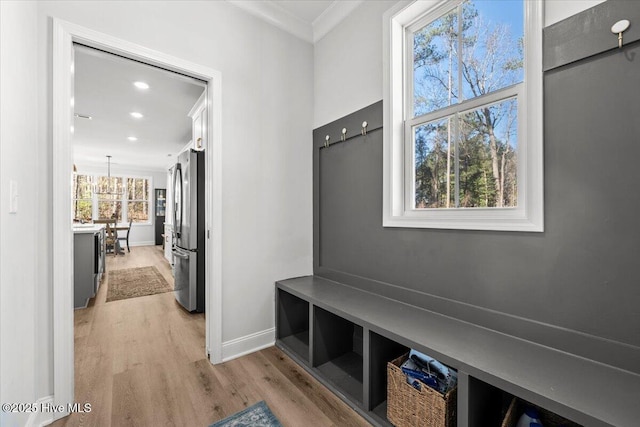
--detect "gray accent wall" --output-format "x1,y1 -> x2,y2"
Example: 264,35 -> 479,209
313,1 -> 640,376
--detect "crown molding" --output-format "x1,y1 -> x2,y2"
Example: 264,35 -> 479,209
226,0 -> 313,43
313,1 -> 364,43
226,0 -> 364,44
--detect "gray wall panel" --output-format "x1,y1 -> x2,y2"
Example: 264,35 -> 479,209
313,4 -> 640,374
544,0 -> 640,71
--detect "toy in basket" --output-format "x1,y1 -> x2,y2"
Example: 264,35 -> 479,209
387,350 -> 457,427
401,350 -> 458,394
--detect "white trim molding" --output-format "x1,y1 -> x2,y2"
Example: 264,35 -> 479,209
226,0 -> 313,42
382,0 -> 544,232
221,328 -> 276,362
25,396 -> 55,427
312,1 -> 364,43
52,18 -> 224,421
226,0 -> 364,44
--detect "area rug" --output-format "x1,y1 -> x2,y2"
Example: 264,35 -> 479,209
106,266 -> 172,302
209,401 -> 282,427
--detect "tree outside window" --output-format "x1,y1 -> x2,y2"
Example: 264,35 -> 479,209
411,0 -> 523,210
72,174 -> 150,223
127,178 -> 150,222
73,174 -> 93,222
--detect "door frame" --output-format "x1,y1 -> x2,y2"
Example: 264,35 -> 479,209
52,18 -> 223,419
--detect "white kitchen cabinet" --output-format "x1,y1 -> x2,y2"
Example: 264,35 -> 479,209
188,91 -> 206,151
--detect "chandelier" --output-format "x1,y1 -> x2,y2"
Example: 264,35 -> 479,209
94,155 -> 124,195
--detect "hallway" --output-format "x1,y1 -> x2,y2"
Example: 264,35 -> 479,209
51,246 -> 367,426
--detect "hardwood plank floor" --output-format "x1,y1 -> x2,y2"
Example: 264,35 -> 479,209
51,245 -> 369,427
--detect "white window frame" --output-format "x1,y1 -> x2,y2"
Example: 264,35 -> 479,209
95,174 -> 126,221
73,173 -> 152,225
72,174 -> 93,221
383,0 -> 544,232
125,176 -> 152,224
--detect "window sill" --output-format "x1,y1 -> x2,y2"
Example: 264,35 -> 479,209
383,207 -> 544,232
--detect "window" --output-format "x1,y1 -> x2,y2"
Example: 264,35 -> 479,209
73,174 -> 93,222
127,178 -> 150,223
383,0 -> 543,231
72,174 -> 151,224
97,176 -> 124,222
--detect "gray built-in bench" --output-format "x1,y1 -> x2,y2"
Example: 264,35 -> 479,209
276,276 -> 639,427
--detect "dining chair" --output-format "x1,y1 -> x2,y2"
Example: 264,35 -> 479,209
105,223 -> 119,256
117,219 -> 133,253
94,219 -> 119,255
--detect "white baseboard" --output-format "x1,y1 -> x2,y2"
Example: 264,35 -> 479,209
221,328 -> 275,362
26,396 -> 55,427
129,241 -> 155,247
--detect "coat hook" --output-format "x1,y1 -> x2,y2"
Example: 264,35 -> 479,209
611,19 -> 630,48
361,121 -> 368,136
324,135 -> 330,148
341,128 -> 347,142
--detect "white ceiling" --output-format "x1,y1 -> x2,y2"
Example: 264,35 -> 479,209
72,45 -> 205,171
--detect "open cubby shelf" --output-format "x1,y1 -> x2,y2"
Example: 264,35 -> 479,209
313,306 -> 364,404
276,276 -> 637,427
276,289 -> 310,362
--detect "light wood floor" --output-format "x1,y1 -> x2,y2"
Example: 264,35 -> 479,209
51,245 -> 369,427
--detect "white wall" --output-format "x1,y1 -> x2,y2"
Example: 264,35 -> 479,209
26,0 -> 313,402
545,0 -> 605,26
314,0 -> 607,127
1,1 -> 39,426
75,164 -> 167,246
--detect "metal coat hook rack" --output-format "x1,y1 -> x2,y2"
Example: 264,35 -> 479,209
320,121 -> 378,150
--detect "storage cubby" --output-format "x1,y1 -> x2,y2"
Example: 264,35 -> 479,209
467,377 -> 583,427
313,306 -> 364,404
368,331 -> 409,423
467,377 -> 514,427
276,289 -> 310,363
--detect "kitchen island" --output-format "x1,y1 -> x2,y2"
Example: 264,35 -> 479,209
73,224 -> 106,308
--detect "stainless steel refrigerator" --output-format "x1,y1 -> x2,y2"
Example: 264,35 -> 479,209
172,149 -> 205,312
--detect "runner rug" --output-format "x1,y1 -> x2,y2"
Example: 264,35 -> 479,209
106,266 -> 172,302
209,401 -> 282,427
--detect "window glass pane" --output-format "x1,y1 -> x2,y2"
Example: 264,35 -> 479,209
128,201 -> 149,222
73,174 -> 93,199
127,179 -> 135,200
96,176 -> 123,195
459,97 -> 518,207
98,201 -> 122,221
74,200 -> 92,222
461,0 -> 523,100
414,118 -> 455,208
127,178 -> 149,201
413,7 -> 459,117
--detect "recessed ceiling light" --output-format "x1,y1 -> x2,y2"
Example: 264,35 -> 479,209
128,136 -> 138,141
134,81 -> 150,90
130,112 -> 143,119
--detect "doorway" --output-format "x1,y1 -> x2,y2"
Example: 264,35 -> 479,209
52,18 -> 222,421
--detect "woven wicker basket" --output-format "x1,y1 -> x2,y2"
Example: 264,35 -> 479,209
501,397 -> 583,427
387,353 -> 457,427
